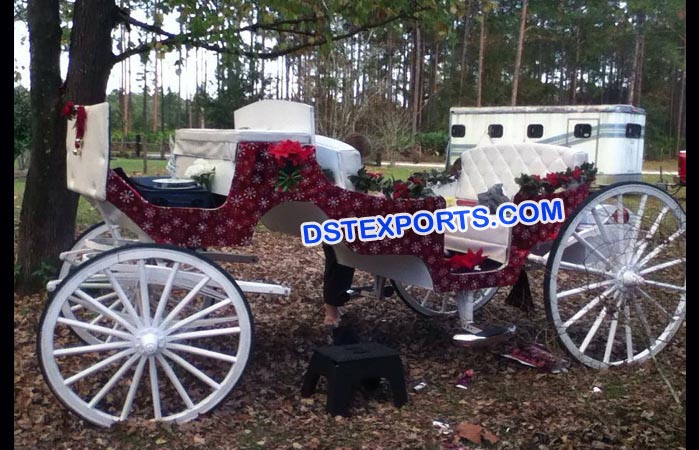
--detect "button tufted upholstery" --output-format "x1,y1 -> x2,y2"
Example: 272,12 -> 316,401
445,143 -> 588,264
456,143 -> 588,201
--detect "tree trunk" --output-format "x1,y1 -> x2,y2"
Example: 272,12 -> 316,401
476,12 -> 487,107
511,0 -> 528,106
628,13 -> 645,105
459,0 -> 474,102
17,0 -> 118,291
411,23 -> 422,134
675,62 -> 685,155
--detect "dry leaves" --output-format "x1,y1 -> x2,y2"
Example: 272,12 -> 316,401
13,230 -> 686,450
455,422 -> 499,445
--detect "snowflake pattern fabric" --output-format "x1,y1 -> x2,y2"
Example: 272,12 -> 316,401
107,141 -> 590,293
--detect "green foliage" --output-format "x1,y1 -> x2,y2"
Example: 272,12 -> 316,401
14,86 -> 31,160
415,132 -> 449,156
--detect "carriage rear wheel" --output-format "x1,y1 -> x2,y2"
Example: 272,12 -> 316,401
39,244 -> 253,426
59,222 -> 149,345
392,280 -> 499,317
545,182 -> 685,369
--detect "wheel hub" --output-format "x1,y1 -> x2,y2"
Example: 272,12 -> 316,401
616,267 -> 644,291
137,329 -> 162,355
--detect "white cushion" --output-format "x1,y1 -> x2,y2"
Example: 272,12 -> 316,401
66,102 -> 110,201
446,143 -> 587,263
456,143 -> 587,201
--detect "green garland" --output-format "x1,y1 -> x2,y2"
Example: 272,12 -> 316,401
515,162 -> 597,196
348,167 -> 456,199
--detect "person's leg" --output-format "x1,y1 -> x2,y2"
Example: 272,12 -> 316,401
322,244 -> 355,325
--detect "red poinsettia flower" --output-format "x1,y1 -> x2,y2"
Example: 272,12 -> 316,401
408,176 -> 424,186
392,181 -> 410,199
544,172 -> 560,187
571,167 -> 583,181
367,171 -> 382,179
446,248 -> 487,270
269,140 -> 313,165
532,174 -> 541,182
61,101 -> 75,118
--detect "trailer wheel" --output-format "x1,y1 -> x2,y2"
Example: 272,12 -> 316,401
39,244 -> 253,426
545,182 -> 685,369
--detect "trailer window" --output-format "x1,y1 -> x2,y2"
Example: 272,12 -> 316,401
574,123 -> 592,138
451,124 -> 466,138
527,124 -> 544,138
488,124 -> 504,138
626,123 -> 642,139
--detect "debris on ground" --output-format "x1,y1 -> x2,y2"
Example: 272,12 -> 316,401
501,343 -> 571,373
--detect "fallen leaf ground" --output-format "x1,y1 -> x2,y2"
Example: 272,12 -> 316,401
14,228 -> 686,450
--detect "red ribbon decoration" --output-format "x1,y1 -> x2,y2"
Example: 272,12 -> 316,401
61,102 -> 87,149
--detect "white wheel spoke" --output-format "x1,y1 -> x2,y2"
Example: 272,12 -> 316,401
633,301 -> 660,348
159,276 -> 211,329
65,349 -> 136,386
561,286 -> 615,330
72,290 -> 139,335
54,341 -> 132,357
148,356 -> 162,420
639,258 -> 685,276
156,354 -> 195,409
558,261 -> 615,277
103,269 -> 144,328
579,306 -> 607,354
623,305 -> 634,362
557,279 -> 615,300
162,349 -> 221,390
167,327 -> 240,342
167,343 -> 237,363
88,297 -> 123,326
166,298 -> 232,335
420,290 -> 432,307
630,194 -> 648,243
642,279 -> 685,293
603,297 -> 623,364
57,317 -> 133,341
440,295 -> 448,313
120,356 -> 147,420
573,232 -> 613,264
153,262 -> 180,326
615,195 -> 625,240
591,207 -> 613,244
70,291 -> 119,313
181,316 -> 240,330
138,260 -> 151,326
637,288 -> 671,319
637,228 -> 685,267
631,206 -> 669,262
88,353 -> 141,408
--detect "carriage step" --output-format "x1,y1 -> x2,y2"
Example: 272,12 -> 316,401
237,280 -> 290,296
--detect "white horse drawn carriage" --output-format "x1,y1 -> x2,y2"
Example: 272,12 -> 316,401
39,100 -> 685,426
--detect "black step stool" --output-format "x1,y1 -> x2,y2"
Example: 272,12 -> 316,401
301,343 -> 408,416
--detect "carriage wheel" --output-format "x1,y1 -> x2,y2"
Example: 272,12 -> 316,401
391,280 -> 499,317
59,222 -> 148,345
545,182 -> 685,369
39,244 -> 253,426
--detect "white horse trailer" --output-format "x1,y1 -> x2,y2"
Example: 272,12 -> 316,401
446,104 -> 646,184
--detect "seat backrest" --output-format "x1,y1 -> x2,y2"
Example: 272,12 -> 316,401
456,143 -> 587,200
66,102 -> 110,201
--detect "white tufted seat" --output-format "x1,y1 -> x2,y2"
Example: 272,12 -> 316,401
445,143 -> 588,264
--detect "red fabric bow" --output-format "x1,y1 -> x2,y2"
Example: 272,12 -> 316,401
62,102 -> 87,149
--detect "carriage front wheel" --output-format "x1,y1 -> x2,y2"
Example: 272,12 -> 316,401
545,182 -> 685,369
39,244 -> 253,426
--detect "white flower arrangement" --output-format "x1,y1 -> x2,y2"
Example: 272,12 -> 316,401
184,159 -> 216,190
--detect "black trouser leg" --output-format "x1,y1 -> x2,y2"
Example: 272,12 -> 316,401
322,244 -> 355,307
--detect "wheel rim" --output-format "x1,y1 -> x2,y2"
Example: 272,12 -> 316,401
40,245 -> 253,427
545,183 -> 685,369
392,280 -> 498,317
